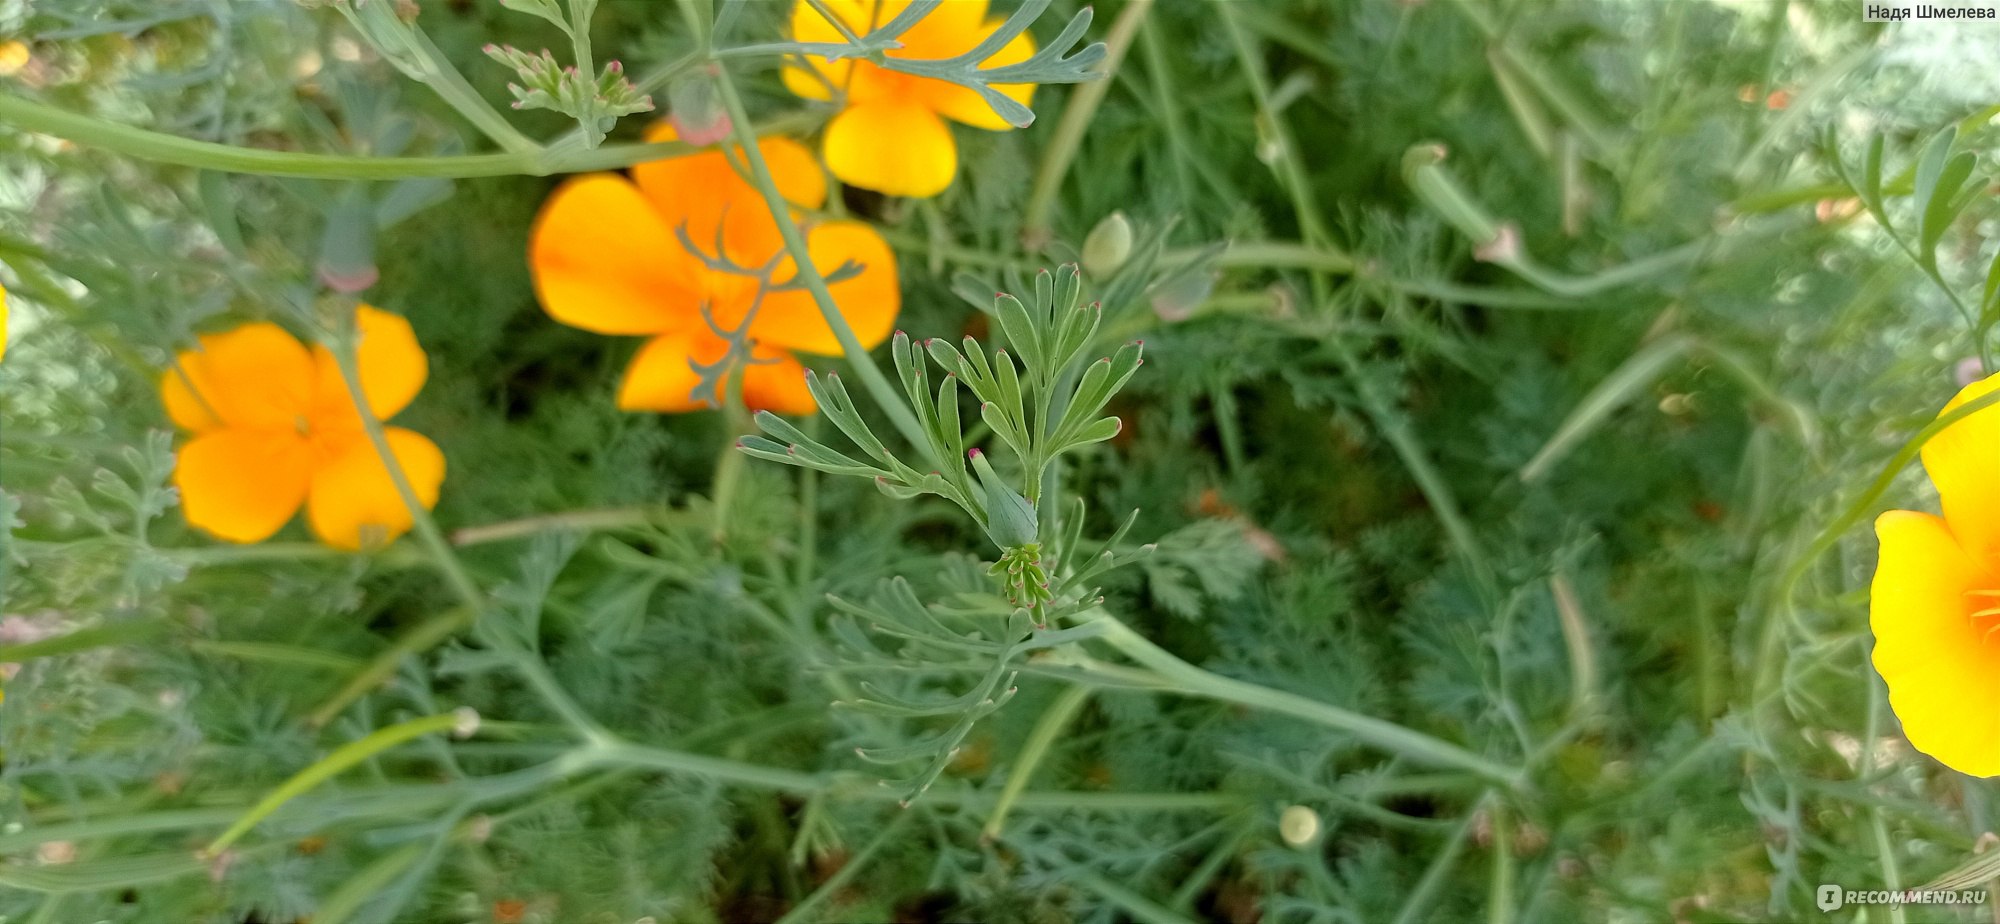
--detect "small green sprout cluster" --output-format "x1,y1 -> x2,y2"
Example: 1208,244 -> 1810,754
482,44 -> 654,146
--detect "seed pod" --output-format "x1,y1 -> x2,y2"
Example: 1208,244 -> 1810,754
1082,211 -> 1134,277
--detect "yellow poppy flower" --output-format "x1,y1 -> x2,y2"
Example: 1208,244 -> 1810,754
1871,370 -> 2000,776
784,0 -> 1038,198
161,306 -> 445,551
1,280 -> 9,362
528,126 -> 900,414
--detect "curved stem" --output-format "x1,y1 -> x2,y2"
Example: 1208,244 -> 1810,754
204,711 -> 468,856
0,94 -> 818,180
707,68 -> 934,459
981,683 -> 1092,842
1091,617 -> 1524,787
1021,0 -> 1153,248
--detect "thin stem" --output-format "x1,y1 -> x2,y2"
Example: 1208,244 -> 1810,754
325,315 -> 484,612
772,812 -> 913,924
981,683 -> 1092,842
1217,4 -> 1332,249
1021,0 -> 1153,248
339,2 -> 539,155
327,309 -> 612,744
1091,617 -> 1523,786
707,67 -> 933,458
0,94 -> 818,180
449,507 -> 663,546
204,711 -> 469,856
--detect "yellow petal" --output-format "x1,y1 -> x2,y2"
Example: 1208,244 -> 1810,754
822,99 -> 957,198
1871,509 -> 2000,776
174,429 -> 313,543
309,305 -> 428,428
909,18 -> 1037,130
783,0 -> 889,102
617,332 -> 817,415
305,428 -> 446,551
748,220 -> 901,355
1,281 -> 8,363
1924,370 -> 2000,566
530,174 -> 703,335
161,323 -> 316,432
889,0 -> 992,54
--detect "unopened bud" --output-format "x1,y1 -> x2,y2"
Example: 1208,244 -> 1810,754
1956,356 -> 1987,388
668,74 -> 732,146
1081,211 -> 1133,277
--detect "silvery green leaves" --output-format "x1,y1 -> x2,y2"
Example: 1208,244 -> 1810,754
483,45 -> 653,148
741,264 -> 1143,559
883,0 -> 1104,128
1826,122 -> 1994,362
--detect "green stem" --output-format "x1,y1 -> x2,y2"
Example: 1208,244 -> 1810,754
1218,4 -> 1332,248
327,311 -> 611,744
448,506 -> 663,546
706,68 -> 933,458
0,94 -> 818,180
1021,0 -> 1153,248
204,711 -> 470,855
773,812 -> 913,924
325,315 -> 484,612
1092,617 -> 1522,786
308,606 -> 477,728
981,684 -> 1092,841
342,0 -> 539,154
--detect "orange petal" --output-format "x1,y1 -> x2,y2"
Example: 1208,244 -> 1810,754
822,99 -> 957,198
742,348 -> 818,416
1871,509 -> 2000,776
908,18 -> 1037,130
161,323 -> 316,432
1924,370 -> 2000,566
618,332 -> 713,413
749,220 -> 900,355
174,428 -> 313,543
633,124 -> 827,267
617,332 -> 817,415
305,428 -> 446,551
529,174 -> 702,336
309,305 -> 428,428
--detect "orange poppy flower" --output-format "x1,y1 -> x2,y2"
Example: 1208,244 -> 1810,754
783,0 -> 1038,198
162,306 -> 444,550
527,127 -> 900,414
1871,370 -> 2000,776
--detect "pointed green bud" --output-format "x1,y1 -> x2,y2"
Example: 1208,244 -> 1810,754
968,448 -> 1037,548
1082,211 -> 1133,277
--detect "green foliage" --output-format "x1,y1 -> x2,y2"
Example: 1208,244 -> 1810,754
1,0 -> 1998,922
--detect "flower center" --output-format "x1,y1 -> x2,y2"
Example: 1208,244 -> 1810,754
1971,588 -> 2000,642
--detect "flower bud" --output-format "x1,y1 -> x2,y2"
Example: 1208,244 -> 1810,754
969,449 -> 1037,548
668,72 -> 732,147
1081,211 -> 1133,277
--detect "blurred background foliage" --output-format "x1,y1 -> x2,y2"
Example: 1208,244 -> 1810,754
1,0 -> 1998,922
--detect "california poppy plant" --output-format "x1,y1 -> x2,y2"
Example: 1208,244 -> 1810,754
1871,370 -> 2000,776
528,127 -> 899,414
162,306 -> 445,551
784,0 -> 1037,198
